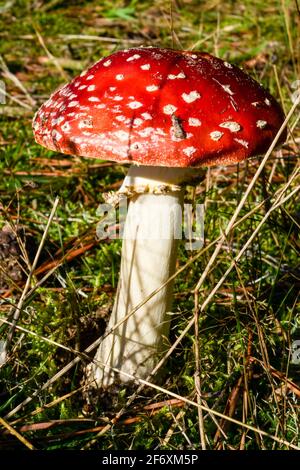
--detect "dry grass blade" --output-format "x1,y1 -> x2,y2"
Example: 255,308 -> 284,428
200,180 -> 299,313
1,0 -> 299,452
0,317 -> 81,355
34,241 -> 96,276
194,94 -> 300,296
81,362 -> 300,450
11,387 -> 85,426
0,417 -> 36,450
4,170 -> 82,177
3,311 -> 298,450
0,54 -> 35,107
161,409 -> 186,447
81,171 -> 299,448
0,106 -> 32,117
9,400 -> 185,441
0,86 -> 32,110
1,197 -> 60,362
34,28 -> 69,81
250,357 -> 300,398
58,34 -> 142,44
214,375 -> 243,449
3,175 -> 296,447
3,196 -> 275,420
193,291 -> 206,449
3,85 -> 298,448
3,419 -> 94,433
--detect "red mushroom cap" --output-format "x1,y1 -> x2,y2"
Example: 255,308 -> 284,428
33,47 -> 286,167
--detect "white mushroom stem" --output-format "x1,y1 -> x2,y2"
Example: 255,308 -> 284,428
88,165 -> 198,388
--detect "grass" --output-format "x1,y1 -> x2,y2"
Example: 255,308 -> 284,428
0,0 -> 299,450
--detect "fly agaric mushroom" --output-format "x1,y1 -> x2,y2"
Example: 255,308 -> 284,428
33,47 -> 286,389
